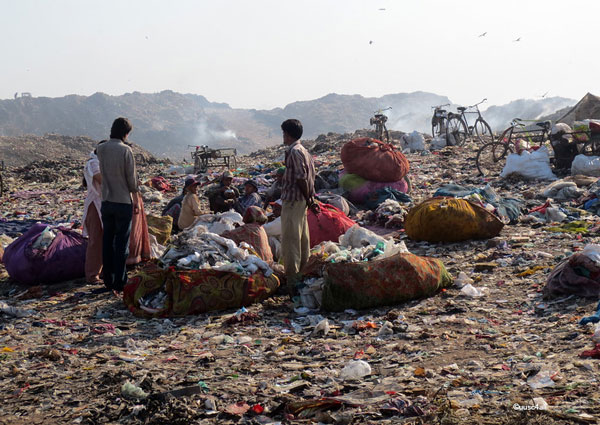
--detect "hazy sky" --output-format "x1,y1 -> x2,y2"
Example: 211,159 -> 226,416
1,0 -> 599,109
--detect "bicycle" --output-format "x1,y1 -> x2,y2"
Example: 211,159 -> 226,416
431,103 -> 450,138
370,107 -> 392,142
446,98 -> 493,146
475,118 -> 552,177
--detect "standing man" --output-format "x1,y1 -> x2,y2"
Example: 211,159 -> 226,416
97,117 -> 138,291
280,119 -> 318,296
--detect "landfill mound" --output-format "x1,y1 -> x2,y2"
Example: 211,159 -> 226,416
1,132 -> 600,425
0,134 -> 160,168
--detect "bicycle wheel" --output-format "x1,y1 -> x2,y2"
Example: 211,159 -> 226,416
474,118 -> 494,143
446,116 -> 468,146
476,142 -> 513,177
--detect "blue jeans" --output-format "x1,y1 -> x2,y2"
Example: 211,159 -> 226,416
101,201 -> 132,290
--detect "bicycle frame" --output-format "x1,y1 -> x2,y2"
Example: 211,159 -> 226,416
499,119 -> 550,151
452,98 -> 487,133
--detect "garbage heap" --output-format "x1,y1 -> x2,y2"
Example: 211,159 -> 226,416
124,212 -> 279,318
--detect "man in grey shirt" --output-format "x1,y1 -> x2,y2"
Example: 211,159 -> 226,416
97,117 -> 138,291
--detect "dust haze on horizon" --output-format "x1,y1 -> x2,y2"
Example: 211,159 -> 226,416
1,0 -> 599,110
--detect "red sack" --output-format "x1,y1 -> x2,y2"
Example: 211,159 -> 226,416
341,138 -> 409,182
308,203 -> 356,248
151,176 -> 174,192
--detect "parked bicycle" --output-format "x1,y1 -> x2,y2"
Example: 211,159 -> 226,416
446,98 -> 493,146
431,103 -> 450,138
370,107 -> 392,142
475,118 -> 551,176
476,118 -> 600,177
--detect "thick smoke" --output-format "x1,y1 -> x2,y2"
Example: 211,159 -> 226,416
195,120 -> 238,149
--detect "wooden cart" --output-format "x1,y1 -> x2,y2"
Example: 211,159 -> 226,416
189,145 -> 237,173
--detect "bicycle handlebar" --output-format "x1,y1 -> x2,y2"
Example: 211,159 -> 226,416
374,106 -> 392,114
431,103 -> 450,109
462,98 -> 488,110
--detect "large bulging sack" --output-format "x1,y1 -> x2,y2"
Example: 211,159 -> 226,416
322,252 -> 452,311
404,198 -> 504,242
147,214 -> 173,245
545,245 -> 600,298
339,173 -> 409,203
3,224 -> 87,285
571,154 -> 600,177
308,204 -> 356,248
341,138 -> 409,182
124,266 -> 279,317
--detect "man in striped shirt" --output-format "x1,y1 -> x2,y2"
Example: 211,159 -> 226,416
280,119 -> 318,296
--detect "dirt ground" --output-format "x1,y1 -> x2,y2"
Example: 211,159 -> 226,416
1,137 -> 600,424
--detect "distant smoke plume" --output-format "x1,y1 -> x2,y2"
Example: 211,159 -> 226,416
195,120 -> 238,148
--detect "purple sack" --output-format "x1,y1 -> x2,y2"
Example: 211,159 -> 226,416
4,223 -> 87,285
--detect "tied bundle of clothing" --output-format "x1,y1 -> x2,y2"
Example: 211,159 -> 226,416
124,210 -> 280,317
545,244 -> 600,298
299,225 -> 451,311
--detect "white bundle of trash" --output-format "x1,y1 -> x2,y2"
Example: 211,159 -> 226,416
189,211 -> 243,235
162,231 -> 272,277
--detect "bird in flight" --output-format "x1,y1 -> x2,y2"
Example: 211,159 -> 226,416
378,8 -> 386,10
369,40 -> 373,45
478,32 -> 487,37
540,91 -> 549,98
513,37 -> 521,42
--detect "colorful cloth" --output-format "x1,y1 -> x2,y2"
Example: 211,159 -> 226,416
84,202 -> 103,283
127,192 -> 151,265
545,253 -> 600,298
321,252 -> 452,312
124,265 -> 279,318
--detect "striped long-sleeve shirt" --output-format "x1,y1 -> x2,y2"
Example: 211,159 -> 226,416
281,141 -> 316,202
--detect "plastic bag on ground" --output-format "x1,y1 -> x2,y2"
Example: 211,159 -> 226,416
571,154 -> 600,177
430,136 -> 447,150
500,146 -> 557,180
401,131 -> 426,152
340,360 -> 371,380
